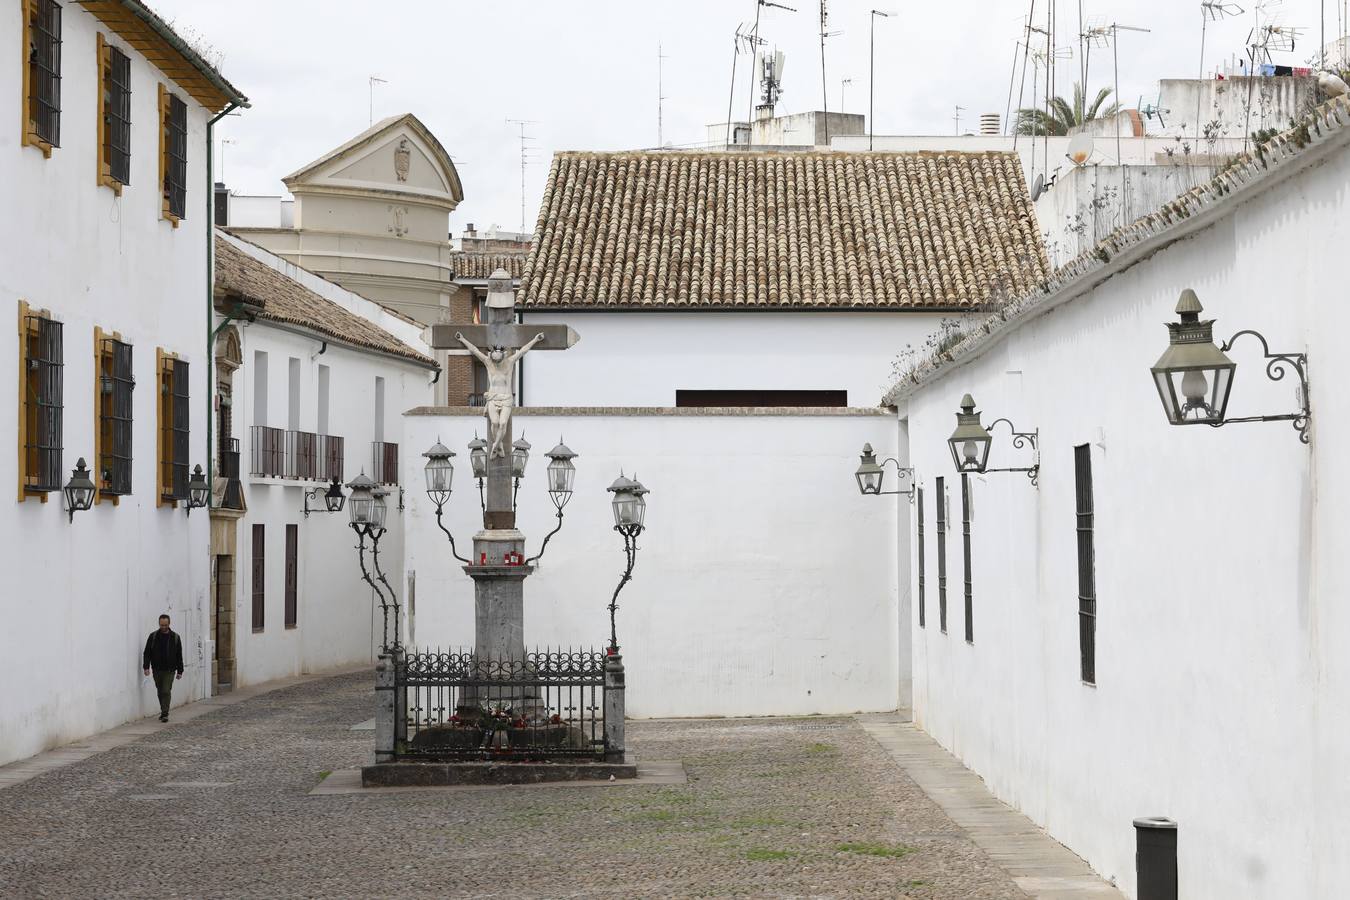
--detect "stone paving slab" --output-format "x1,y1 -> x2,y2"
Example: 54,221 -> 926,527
858,719 -> 1124,900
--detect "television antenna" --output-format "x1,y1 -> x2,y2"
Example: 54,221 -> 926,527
745,0 -> 797,131
761,49 -> 787,110
658,43 -> 669,148
1196,2 -> 1243,152
505,118 -> 540,235
953,104 -> 966,134
819,0 -> 844,145
726,23 -> 766,148
840,77 -> 853,110
1086,22 -> 1152,221
368,75 -> 388,127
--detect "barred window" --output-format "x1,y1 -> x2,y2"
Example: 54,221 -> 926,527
1076,444 -> 1097,684
23,0 -> 62,153
97,334 -> 134,496
285,524 -> 298,629
20,307 -> 63,494
251,524 -> 265,632
158,353 -> 189,503
916,486 -> 926,628
159,85 -> 187,222
936,476 -> 948,633
98,35 -> 131,189
962,473 -> 973,644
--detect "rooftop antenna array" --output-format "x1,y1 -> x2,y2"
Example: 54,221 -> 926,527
1197,2 -> 1244,153
745,0 -> 797,131
840,76 -> 853,111
819,0 -> 844,145
658,43 -> 669,148
505,118 -> 539,235
368,75 -> 388,127
726,23 -> 767,148
1242,0 -> 1303,151
1084,20 -> 1152,222
761,48 -> 787,110
953,104 -> 966,134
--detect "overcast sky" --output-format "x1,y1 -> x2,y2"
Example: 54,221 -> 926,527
153,0 -> 1337,236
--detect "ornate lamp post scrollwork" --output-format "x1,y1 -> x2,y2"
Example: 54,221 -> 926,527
854,442 -> 915,500
1151,289 -> 1311,443
947,394 -> 1039,486
606,473 -> 649,654
348,472 -> 399,652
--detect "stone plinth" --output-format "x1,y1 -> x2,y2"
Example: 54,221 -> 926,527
361,755 -> 638,787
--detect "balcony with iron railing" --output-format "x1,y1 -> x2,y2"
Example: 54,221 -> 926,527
220,437 -> 244,510
372,441 -> 399,485
250,426 -> 344,483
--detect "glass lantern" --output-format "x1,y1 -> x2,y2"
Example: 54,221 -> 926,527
467,433 -> 488,480
371,487 -> 390,530
422,440 -> 455,507
63,458 -> 96,521
511,434 -> 532,478
947,394 -> 993,473
323,476 -> 346,513
608,473 -> 648,529
187,464 -> 210,509
346,472 -> 377,529
854,443 -> 885,495
544,439 -> 577,509
1150,289 -> 1236,426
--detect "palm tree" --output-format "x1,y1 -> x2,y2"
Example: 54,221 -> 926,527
1016,82 -> 1120,136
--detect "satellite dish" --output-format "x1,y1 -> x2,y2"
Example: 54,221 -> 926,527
1067,133 -> 1094,166
1030,173 -> 1045,201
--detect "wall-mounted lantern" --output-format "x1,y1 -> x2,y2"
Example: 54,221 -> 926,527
947,394 -> 1039,485
303,476 -> 346,518
853,442 -> 914,499
1151,289 -> 1310,443
63,458 -> 96,523
185,464 -> 210,514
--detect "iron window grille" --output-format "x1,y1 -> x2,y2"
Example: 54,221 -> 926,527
284,524 -> 298,628
962,473 -> 973,644
916,486 -> 926,628
287,430 -> 319,480
373,441 -> 399,485
98,337 -> 134,495
936,476 -> 948,633
1075,444 -> 1097,684
102,42 -> 131,186
319,434 -> 344,482
27,0 -> 62,149
159,357 -> 189,501
250,425 -> 285,477
251,524 -> 265,631
163,92 -> 187,220
23,312 -> 63,492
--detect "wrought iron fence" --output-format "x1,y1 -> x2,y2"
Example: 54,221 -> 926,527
390,648 -> 613,761
250,427 -> 344,482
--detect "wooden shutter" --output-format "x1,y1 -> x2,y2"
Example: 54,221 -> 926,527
935,476 -> 947,633
962,474 -> 973,644
1075,445 -> 1097,684
916,486 -> 925,628
23,313 -> 63,493
284,524 -> 298,628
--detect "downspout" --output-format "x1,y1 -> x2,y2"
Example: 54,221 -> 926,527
205,101 -> 240,507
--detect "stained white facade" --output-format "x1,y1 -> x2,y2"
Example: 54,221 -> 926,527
401,408 -> 907,718
894,105 -> 1350,898
0,4 -> 229,765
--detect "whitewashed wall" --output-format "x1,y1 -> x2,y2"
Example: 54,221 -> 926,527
401,408 -> 906,718
901,127 -> 1350,898
519,311 -> 948,408
0,5 -> 213,765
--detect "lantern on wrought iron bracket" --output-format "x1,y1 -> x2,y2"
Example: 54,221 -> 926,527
1150,289 -> 1311,444
853,443 -> 915,501
947,394 -> 1039,486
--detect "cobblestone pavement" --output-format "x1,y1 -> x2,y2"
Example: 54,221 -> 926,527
0,672 -> 1026,899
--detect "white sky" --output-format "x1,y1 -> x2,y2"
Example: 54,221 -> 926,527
151,0 -> 1340,236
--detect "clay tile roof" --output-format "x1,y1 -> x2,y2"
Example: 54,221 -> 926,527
452,251 -> 528,280
520,150 -> 1049,310
214,236 -> 437,368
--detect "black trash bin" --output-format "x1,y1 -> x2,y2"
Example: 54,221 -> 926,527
1133,816 -> 1177,900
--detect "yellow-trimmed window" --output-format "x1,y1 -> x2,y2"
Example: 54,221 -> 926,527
157,350 -> 190,505
96,33 -> 131,192
17,301 -> 63,500
158,84 -> 187,224
95,328 -> 134,500
21,0 -> 62,155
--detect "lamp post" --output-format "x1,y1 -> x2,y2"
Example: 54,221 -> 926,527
424,440 -> 470,564
527,439 -> 578,565
348,472 -> 397,651
947,394 -> 1039,485
303,476 -> 346,517
606,473 -> 649,654
63,458 -> 96,523
854,442 -> 914,498
1150,289 -> 1311,443
869,10 -> 894,151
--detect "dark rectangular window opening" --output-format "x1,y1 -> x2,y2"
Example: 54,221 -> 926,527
284,524 -> 298,629
104,44 -> 131,185
23,313 -> 63,492
160,357 -> 190,501
251,524 -> 265,632
675,390 -> 847,408
99,337 -> 133,495
962,473 -> 973,644
936,477 -> 948,633
164,93 -> 187,219
916,486 -> 926,629
1076,444 -> 1097,684
28,0 -> 62,148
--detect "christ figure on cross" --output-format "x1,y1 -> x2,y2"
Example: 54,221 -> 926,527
456,331 -> 547,458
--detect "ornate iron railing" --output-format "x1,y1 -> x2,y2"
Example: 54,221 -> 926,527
372,440 -> 398,485
388,648 -> 614,761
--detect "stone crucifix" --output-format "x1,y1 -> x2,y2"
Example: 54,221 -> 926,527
455,330 -> 545,459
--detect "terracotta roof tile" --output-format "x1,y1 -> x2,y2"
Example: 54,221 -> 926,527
452,251 -> 528,280
522,151 -> 1048,309
214,236 -> 436,367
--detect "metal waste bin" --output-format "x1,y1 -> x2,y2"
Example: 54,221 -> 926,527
1134,816 -> 1177,900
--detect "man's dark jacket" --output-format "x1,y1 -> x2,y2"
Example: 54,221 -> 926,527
143,630 -> 184,675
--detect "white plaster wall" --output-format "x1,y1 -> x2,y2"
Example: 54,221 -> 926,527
0,5 -> 212,765
519,312 -> 949,408
401,410 -> 905,718
902,130 -> 1350,898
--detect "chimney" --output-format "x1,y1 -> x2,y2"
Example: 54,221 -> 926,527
979,113 -> 1001,136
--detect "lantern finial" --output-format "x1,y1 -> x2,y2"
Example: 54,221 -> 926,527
1175,289 -> 1203,321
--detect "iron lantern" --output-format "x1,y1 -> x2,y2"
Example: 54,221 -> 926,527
467,433 -> 488,479
1151,289 -> 1236,426
186,464 -> 210,513
608,473 -> 647,530
511,434 -> 532,478
347,472 -> 378,530
322,477 -> 346,513
948,394 -> 994,474
855,443 -> 885,495
544,439 -> 578,509
422,440 -> 455,507
63,458 -> 96,523
372,487 -> 390,530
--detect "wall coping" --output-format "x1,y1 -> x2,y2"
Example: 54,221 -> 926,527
405,406 -> 893,418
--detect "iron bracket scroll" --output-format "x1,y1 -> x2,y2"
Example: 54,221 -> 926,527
608,525 -> 642,652
527,508 -> 565,565
873,457 -> 917,502
1217,330 -> 1311,444
433,504 -> 472,565
984,419 -> 1040,487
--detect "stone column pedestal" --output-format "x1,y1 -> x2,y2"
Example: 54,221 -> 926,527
604,652 -> 626,762
374,653 -> 397,763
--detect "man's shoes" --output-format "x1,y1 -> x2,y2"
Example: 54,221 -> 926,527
159,714 -> 168,722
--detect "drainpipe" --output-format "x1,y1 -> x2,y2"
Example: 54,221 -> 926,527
205,101 -> 240,507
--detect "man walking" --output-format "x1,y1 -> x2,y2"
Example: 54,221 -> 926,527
142,614 -> 184,722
